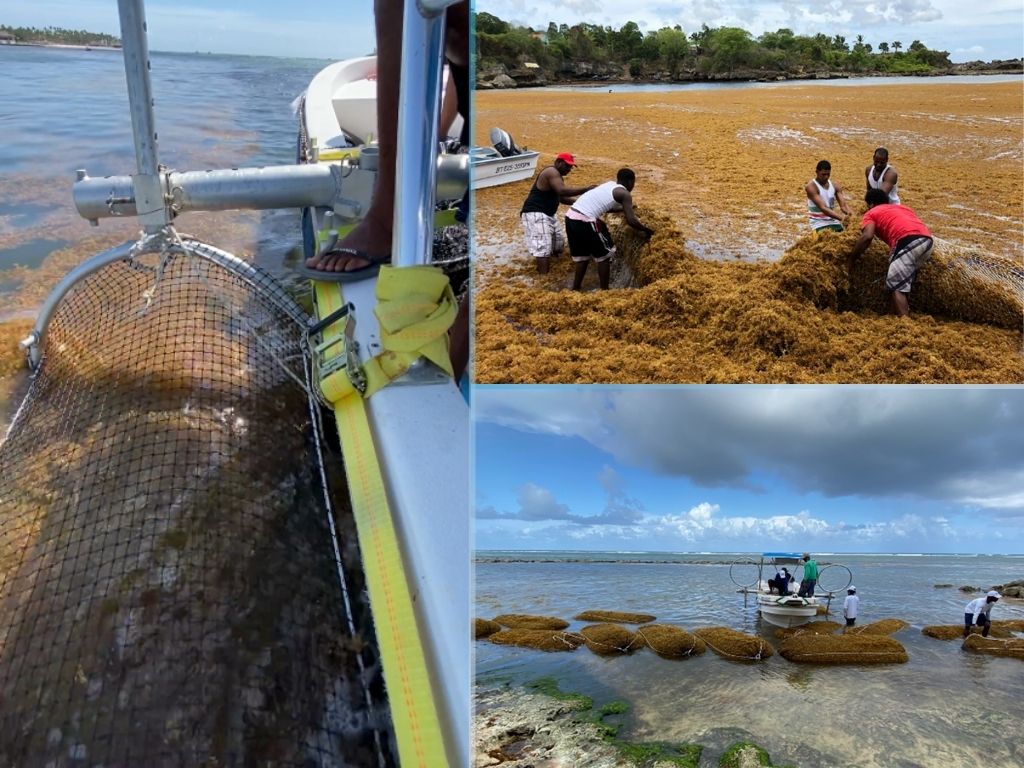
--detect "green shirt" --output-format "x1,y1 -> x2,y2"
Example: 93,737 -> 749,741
803,559 -> 819,580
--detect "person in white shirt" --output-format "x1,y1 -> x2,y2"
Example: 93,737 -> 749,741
865,147 -> 900,204
843,586 -> 859,627
805,160 -> 852,232
963,590 -> 1001,637
564,167 -> 655,290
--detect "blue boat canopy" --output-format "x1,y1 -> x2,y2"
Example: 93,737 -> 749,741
762,552 -> 804,558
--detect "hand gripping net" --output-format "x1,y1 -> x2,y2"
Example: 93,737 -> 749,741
0,235 -> 393,766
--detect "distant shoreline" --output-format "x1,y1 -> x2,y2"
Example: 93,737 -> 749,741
480,68 -> 1024,90
1,42 -> 120,51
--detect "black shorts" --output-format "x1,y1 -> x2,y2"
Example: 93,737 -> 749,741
565,217 -> 615,262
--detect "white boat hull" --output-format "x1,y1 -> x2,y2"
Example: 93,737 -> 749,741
757,594 -> 818,627
472,151 -> 540,189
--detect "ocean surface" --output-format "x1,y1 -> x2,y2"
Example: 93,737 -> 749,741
475,551 -> 1024,768
0,45 -> 329,427
0,44 -> 322,273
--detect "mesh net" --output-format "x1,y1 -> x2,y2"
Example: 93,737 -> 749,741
0,238 -> 394,767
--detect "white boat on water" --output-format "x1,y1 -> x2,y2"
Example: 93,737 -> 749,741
471,128 -> 540,189
732,552 -> 852,628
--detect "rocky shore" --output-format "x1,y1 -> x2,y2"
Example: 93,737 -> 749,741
477,58 -> 1023,89
474,682 -> 798,768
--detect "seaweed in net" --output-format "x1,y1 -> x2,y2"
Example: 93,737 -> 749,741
0,243 -> 394,767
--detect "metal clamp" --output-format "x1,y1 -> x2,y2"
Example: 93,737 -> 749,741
309,303 -> 367,395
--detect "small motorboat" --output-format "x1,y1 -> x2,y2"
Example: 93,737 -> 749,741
731,552 -> 852,628
471,127 -> 540,189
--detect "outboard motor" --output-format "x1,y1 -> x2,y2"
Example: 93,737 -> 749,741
490,127 -> 522,157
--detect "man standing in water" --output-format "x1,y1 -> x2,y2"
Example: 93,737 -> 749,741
521,153 -> 595,274
564,167 -> 655,291
964,591 -> 1001,637
797,553 -> 819,597
865,147 -> 900,204
849,188 -> 934,317
843,586 -> 859,628
805,160 -> 852,232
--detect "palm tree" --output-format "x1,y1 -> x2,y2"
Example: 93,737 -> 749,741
878,41 -> 889,54
892,41 -> 902,53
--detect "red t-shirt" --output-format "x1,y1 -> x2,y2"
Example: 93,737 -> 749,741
861,204 -> 931,250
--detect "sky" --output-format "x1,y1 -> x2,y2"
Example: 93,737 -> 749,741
3,0 -> 376,60
474,387 -> 1024,555
9,2 -> 1020,61
478,0 -> 1024,63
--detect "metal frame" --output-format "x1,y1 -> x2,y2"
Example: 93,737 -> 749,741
25,1 -> 470,763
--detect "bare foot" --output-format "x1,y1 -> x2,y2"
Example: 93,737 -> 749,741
305,211 -> 392,273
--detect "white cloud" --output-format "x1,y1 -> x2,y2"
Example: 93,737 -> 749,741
477,0 -> 1022,61
649,504 -> 832,543
516,482 -> 574,520
476,388 -> 1024,516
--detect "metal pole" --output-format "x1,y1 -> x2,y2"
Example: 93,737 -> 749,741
392,1 -> 446,267
117,0 -> 170,231
72,156 -> 467,223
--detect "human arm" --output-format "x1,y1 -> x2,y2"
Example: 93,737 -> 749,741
849,220 -> 876,259
613,187 -> 655,236
834,183 -> 853,217
806,181 -> 844,221
880,167 -> 898,196
542,168 -> 594,198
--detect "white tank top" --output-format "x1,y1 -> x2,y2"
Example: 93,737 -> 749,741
807,179 -> 838,230
867,164 -> 900,204
571,181 -> 624,220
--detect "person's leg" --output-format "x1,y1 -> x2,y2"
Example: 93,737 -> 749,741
552,221 -> 565,259
439,72 -> 459,138
980,614 -> 991,638
523,213 -> 553,273
597,259 -> 610,290
890,290 -> 910,317
572,261 -> 589,290
450,293 -> 469,382
885,238 -> 931,316
964,613 -> 973,637
306,0 -> 400,273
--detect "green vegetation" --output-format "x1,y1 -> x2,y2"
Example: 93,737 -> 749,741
0,25 -> 120,48
477,13 -> 953,81
524,676 -> 593,709
526,677 -> 703,767
720,741 -> 796,768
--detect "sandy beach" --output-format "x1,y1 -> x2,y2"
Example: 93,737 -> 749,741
473,80 -> 1023,383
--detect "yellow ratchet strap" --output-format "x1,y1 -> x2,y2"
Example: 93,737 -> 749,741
319,265 -> 455,402
312,265 -> 456,767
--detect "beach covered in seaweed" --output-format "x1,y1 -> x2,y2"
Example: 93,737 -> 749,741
473,80 -> 1023,384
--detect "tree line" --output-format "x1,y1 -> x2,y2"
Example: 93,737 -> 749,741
1,25 -> 121,47
477,13 -> 952,79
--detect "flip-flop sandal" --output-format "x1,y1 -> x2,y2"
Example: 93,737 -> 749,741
296,248 -> 392,283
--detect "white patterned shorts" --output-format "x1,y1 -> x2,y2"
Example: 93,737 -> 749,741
886,236 -> 934,293
521,212 -> 564,260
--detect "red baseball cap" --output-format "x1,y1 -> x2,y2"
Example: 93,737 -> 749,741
555,152 -> 578,167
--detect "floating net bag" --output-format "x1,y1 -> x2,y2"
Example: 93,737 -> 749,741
0,237 -> 392,766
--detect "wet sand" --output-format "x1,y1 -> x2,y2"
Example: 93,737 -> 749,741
474,81 -> 1023,384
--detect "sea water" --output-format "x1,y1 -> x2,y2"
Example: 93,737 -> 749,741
0,45 -> 327,425
476,551 -> 1024,767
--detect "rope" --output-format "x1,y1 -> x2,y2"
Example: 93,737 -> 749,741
578,629 -> 646,654
635,627 -> 702,657
697,633 -> 771,661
